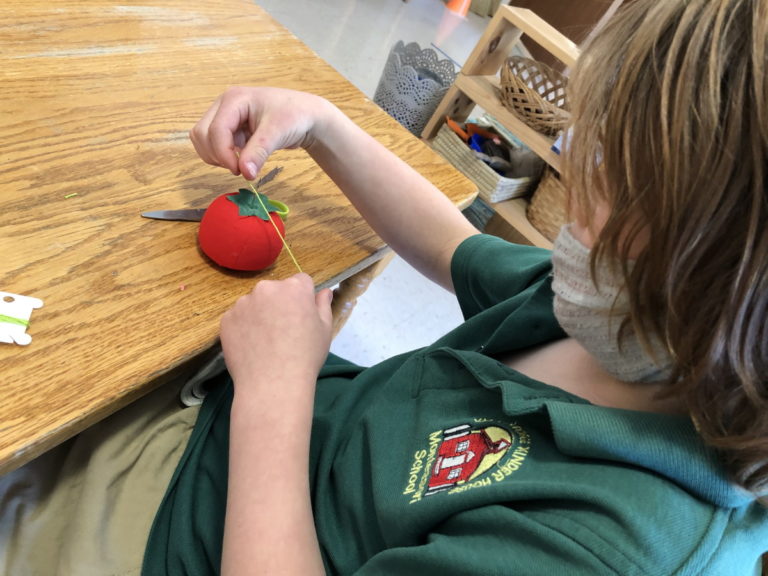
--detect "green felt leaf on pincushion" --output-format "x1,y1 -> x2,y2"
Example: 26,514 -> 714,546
228,189 -> 282,220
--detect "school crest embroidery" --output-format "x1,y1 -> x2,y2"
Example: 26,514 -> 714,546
403,420 -> 531,504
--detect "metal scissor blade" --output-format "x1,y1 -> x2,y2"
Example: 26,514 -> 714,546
255,166 -> 282,187
141,166 -> 283,222
141,208 -> 207,221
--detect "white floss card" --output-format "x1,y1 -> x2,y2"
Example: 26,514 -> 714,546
0,291 -> 43,346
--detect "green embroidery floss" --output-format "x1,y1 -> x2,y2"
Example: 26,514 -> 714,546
0,314 -> 29,327
235,152 -> 302,274
245,179 -> 303,274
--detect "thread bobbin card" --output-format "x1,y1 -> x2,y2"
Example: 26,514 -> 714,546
0,291 -> 43,346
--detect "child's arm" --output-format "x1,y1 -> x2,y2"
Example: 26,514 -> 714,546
219,274 -> 332,576
191,86 -> 479,292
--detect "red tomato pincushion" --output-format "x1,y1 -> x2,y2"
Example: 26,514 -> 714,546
198,189 -> 287,271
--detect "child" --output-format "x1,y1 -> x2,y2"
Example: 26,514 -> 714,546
155,0 -> 765,573
2,0 -> 766,574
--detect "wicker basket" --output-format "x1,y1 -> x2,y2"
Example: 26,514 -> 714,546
526,169 -> 568,241
500,56 -> 569,136
431,123 -> 541,203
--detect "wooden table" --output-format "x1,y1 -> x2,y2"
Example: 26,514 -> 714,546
0,0 -> 477,475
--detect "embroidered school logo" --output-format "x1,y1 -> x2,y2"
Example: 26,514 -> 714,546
402,420 -> 531,504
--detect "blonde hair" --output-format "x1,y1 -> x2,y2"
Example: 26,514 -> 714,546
564,0 -> 768,496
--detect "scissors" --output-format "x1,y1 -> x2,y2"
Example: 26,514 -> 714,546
141,166 -> 285,221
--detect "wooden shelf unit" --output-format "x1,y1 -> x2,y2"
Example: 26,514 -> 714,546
422,6 -> 579,248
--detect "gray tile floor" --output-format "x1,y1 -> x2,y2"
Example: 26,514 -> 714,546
255,0 -> 487,365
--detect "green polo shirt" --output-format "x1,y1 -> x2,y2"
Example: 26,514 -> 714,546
143,234 -> 768,575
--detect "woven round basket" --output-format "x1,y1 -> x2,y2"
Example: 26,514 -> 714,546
500,56 -> 569,136
527,169 -> 568,242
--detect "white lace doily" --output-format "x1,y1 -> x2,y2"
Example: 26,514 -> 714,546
374,41 -> 457,136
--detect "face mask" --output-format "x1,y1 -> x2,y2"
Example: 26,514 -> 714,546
551,225 -> 673,383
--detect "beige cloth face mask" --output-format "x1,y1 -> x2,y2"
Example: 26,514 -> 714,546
551,225 -> 673,384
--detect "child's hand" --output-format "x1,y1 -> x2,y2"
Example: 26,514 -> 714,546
190,86 -> 333,181
219,274 -> 333,396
